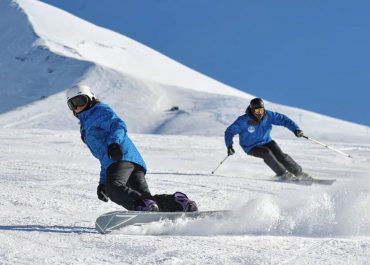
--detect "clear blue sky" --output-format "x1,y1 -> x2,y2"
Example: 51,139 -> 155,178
41,0 -> 370,126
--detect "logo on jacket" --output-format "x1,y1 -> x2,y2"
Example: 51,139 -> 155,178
248,126 -> 255,133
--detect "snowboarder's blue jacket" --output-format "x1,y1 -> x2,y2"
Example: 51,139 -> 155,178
225,109 -> 300,153
77,103 -> 147,184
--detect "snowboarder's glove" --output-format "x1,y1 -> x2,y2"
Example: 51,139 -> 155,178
227,145 -> 235,156
97,184 -> 108,202
108,143 -> 123,161
294,130 -> 304,138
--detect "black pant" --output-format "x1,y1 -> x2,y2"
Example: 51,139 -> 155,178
248,140 -> 302,176
105,161 -> 151,210
105,161 -> 184,211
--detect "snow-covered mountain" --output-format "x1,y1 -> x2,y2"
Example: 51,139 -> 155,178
1,1 -> 370,264
0,0 -> 369,142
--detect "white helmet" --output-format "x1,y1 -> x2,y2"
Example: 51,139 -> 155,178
66,84 -> 95,101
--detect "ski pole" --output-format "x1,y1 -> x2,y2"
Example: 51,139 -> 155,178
302,135 -> 352,158
211,155 -> 230,174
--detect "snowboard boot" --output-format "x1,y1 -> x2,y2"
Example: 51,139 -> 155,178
134,199 -> 159,211
173,192 -> 198,212
152,192 -> 198,212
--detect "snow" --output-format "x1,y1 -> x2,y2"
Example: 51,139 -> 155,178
1,0 -> 370,264
15,0 -> 248,98
1,130 -> 370,264
1,0 -> 369,142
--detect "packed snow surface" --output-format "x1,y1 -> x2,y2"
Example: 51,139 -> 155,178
1,129 -> 369,264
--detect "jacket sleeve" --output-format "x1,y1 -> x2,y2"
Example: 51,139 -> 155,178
97,106 -> 128,145
99,164 -> 106,185
270,111 -> 300,132
224,119 -> 242,147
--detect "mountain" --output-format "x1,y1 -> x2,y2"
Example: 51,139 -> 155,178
1,2 -> 370,264
0,0 -> 369,142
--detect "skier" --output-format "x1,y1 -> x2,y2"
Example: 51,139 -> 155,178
224,97 -> 310,180
66,84 -> 198,212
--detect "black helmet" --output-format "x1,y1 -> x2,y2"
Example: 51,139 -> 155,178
250,98 -> 264,109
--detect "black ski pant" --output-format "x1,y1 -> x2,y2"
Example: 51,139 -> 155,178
105,161 -> 184,212
105,161 -> 151,210
248,140 -> 302,176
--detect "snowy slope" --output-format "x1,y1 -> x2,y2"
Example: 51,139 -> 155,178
0,0 -> 369,142
0,129 -> 369,264
15,0 -> 248,97
1,1 -> 370,264
0,0 -> 90,113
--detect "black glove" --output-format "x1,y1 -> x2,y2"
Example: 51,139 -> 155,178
97,184 -> 108,202
227,145 -> 235,156
108,143 -> 123,161
294,129 -> 304,138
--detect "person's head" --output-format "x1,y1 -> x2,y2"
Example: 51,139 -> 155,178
249,97 -> 265,120
66,84 -> 95,114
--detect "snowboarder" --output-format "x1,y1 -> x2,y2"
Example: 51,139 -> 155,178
224,98 -> 309,180
66,84 -> 198,212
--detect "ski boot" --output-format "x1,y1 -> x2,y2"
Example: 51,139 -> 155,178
279,171 -> 299,181
296,172 -> 313,181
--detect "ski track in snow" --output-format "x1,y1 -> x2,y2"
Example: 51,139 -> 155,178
0,129 -> 370,264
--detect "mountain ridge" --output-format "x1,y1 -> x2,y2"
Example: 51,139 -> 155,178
0,0 -> 368,142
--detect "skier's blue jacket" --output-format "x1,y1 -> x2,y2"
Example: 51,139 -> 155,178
225,110 -> 300,153
78,103 -> 147,185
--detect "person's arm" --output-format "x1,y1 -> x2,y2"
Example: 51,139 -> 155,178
97,164 -> 108,202
97,107 -> 128,145
224,118 -> 242,150
94,106 -> 127,160
270,111 -> 300,132
97,162 -> 107,184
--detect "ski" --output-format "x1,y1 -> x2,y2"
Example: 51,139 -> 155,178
310,178 -> 336,185
271,177 -> 336,185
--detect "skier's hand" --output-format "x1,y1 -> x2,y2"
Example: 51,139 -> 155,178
227,145 -> 235,156
294,130 -> 304,138
108,143 -> 123,161
97,184 -> 108,202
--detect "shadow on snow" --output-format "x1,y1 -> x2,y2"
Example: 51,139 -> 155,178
0,224 -> 97,234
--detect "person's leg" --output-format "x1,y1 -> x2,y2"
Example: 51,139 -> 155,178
152,194 -> 183,212
125,164 -> 159,210
248,145 -> 287,176
265,141 -> 302,176
153,192 -> 198,212
126,164 -> 151,197
105,161 -> 147,210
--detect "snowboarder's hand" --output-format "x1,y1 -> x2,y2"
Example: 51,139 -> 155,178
108,143 -> 123,161
227,145 -> 235,156
294,130 -> 304,138
97,184 -> 108,202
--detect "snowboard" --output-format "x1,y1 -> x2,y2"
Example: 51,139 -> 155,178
95,210 -> 231,234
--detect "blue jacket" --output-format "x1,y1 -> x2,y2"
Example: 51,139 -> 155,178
78,103 -> 147,184
225,110 -> 300,153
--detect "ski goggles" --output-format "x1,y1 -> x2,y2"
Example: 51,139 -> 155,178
67,95 -> 89,110
253,107 -> 264,114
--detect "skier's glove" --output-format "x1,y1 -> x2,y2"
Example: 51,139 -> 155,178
108,143 -> 123,161
97,184 -> 108,202
227,145 -> 235,156
294,130 -> 304,138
